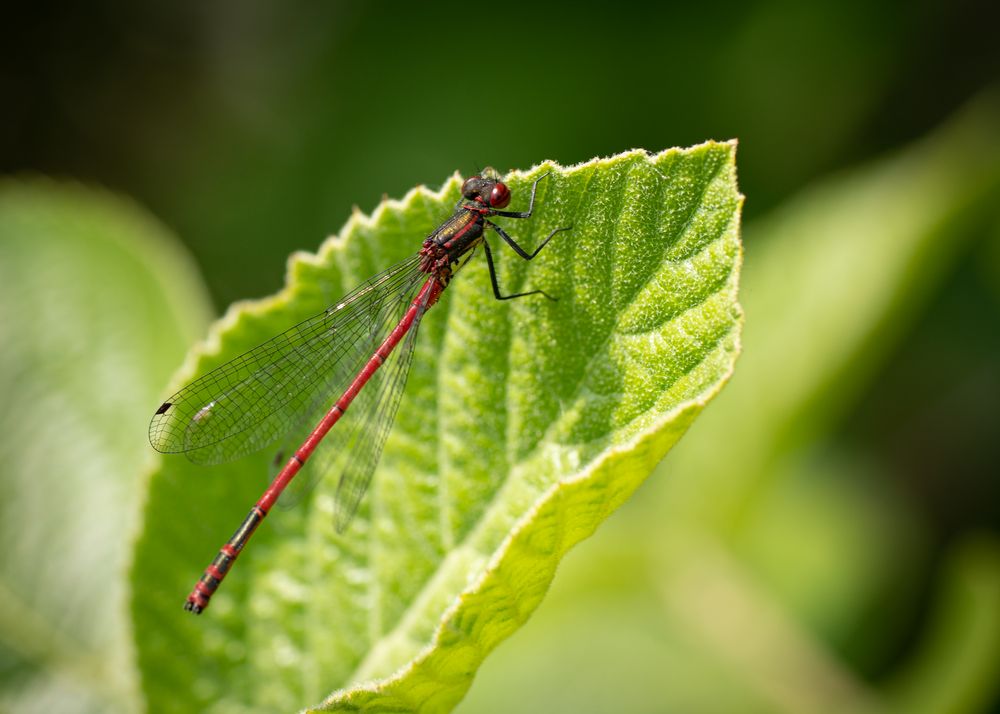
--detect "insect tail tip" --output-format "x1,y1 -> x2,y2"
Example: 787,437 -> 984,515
184,600 -> 204,615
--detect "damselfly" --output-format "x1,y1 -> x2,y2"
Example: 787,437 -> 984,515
149,168 -> 570,613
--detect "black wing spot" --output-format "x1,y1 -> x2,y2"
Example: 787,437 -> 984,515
155,402 -> 172,415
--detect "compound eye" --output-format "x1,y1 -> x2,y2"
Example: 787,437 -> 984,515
461,176 -> 481,198
490,182 -> 511,208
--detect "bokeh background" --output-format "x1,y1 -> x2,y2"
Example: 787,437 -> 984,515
2,1 -> 999,712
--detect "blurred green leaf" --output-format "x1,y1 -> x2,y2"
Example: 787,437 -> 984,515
0,180 -> 211,713
129,144 -> 743,712
665,94 -> 1000,648
459,94 -> 1000,714
887,536 -> 1000,714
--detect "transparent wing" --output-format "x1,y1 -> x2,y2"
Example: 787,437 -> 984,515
333,297 -> 425,531
148,254 -> 423,465
266,270 -> 426,509
269,281 -> 430,533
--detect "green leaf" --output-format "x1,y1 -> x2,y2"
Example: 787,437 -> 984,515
130,144 -> 743,712
0,180 -> 212,713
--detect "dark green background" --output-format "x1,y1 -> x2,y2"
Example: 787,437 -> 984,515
4,1 -> 995,305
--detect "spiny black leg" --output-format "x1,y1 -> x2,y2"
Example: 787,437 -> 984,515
487,220 -> 572,261
482,239 -> 555,301
491,171 -> 550,219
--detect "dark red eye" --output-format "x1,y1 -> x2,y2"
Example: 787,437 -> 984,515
490,182 -> 511,208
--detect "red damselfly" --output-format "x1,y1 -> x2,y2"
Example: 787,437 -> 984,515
149,168 -> 570,613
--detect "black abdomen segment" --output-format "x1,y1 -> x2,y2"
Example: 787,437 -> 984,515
184,505 -> 266,613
